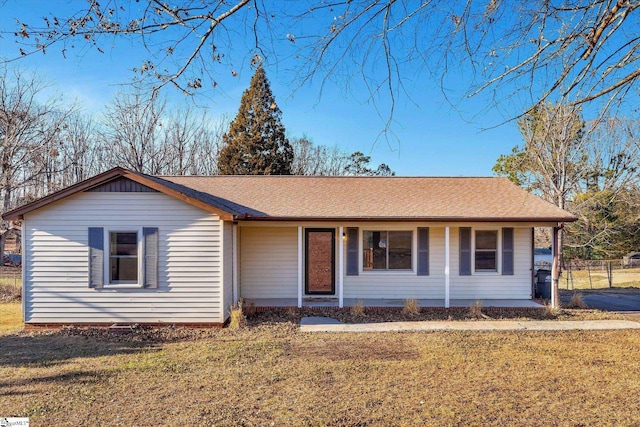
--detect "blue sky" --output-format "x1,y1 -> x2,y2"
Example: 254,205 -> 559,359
0,1 -> 527,176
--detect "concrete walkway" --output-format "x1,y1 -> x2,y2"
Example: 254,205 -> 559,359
299,316 -> 640,333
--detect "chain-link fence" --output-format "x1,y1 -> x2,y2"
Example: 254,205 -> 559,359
561,259 -> 640,290
0,269 -> 22,302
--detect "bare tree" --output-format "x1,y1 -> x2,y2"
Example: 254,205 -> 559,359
187,115 -> 229,175
0,67 -> 75,259
493,102 -> 586,304
580,117 -> 640,193
291,136 -> 394,176
163,107 -> 224,175
57,113 -> 102,186
101,88 -> 169,174
565,117 -> 640,258
289,1 -> 640,119
5,0 -> 257,95
6,1 -> 640,122
493,103 -> 587,236
101,87 -> 227,176
291,136 -> 349,176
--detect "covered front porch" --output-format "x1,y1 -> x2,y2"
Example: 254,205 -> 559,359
233,223 -> 563,310
244,298 -> 543,308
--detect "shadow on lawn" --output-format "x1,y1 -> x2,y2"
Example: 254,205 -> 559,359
0,333 -> 153,368
0,370 -> 102,397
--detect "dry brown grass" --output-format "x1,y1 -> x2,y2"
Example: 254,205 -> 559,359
2,322 -> 640,426
565,293 -> 589,309
0,274 -> 22,302
350,300 -> 365,317
0,285 -> 21,303
228,300 -> 246,329
545,303 -> 562,317
402,298 -> 420,316
468,300 -> 490,319
0,302 -> 22,333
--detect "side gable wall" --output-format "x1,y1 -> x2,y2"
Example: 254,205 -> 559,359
23,191 -> 225,324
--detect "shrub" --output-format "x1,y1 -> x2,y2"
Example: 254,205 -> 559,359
565,293 -> 588,309
469,300 -> 484,318
229,299 -> 247,329
351,300 -> 366,317
286,306 -> 299,318
402,299 -> 420,316
244,299 -> 257,317
545,303 -> 562,317
0,283 -> 21,303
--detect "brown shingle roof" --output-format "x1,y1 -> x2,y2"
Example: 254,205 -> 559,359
161,175 -> 576,222
2,168 -> 576,222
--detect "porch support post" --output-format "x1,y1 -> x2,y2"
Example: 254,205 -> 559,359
232,223 -> 239,304
551,225 -> 560,308
445,226 -> 450,308
338,226 -> 344,308
297,226 -> 303,308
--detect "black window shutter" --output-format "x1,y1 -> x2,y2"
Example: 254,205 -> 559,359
502,227 -> 514,275
417,227 -> 429,276
346,227 -> 359,276
143,227 -> 159,288
88,227 -> 104,288
459,227 -> 471,276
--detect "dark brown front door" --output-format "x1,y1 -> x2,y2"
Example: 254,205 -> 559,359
305,229 -> 336,295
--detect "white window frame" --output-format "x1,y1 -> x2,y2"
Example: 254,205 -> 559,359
104,227 -> 143,288
360,228 -> 415,274
472,228 -> 501,274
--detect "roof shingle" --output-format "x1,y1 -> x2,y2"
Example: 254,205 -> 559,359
2,168 -> 576,222
160,175 -> 576,222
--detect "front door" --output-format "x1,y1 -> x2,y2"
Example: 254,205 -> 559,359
305,228 -> 336,295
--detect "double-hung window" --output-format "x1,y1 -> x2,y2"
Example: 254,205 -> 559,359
363,230 -> 412,270
475,230 -> 498,272
88,227 -> 159,289
109,231 -> 139,284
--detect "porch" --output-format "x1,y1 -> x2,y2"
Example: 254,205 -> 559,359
245,298 -> 543,308
235,224 -> 563,310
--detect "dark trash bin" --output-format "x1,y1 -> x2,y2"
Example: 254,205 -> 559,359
535,269 -> 552,299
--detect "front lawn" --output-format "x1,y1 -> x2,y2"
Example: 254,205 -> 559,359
0,302 -> 22,334
2,318 -> 640,426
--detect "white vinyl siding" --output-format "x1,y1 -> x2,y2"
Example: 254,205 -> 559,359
240,227 -> 297,298
449,227 -> 532,299
344,227 -> 446,299
23,191 -> 224,324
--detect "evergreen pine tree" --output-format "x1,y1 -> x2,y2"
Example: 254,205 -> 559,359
217,64 -> 293,175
